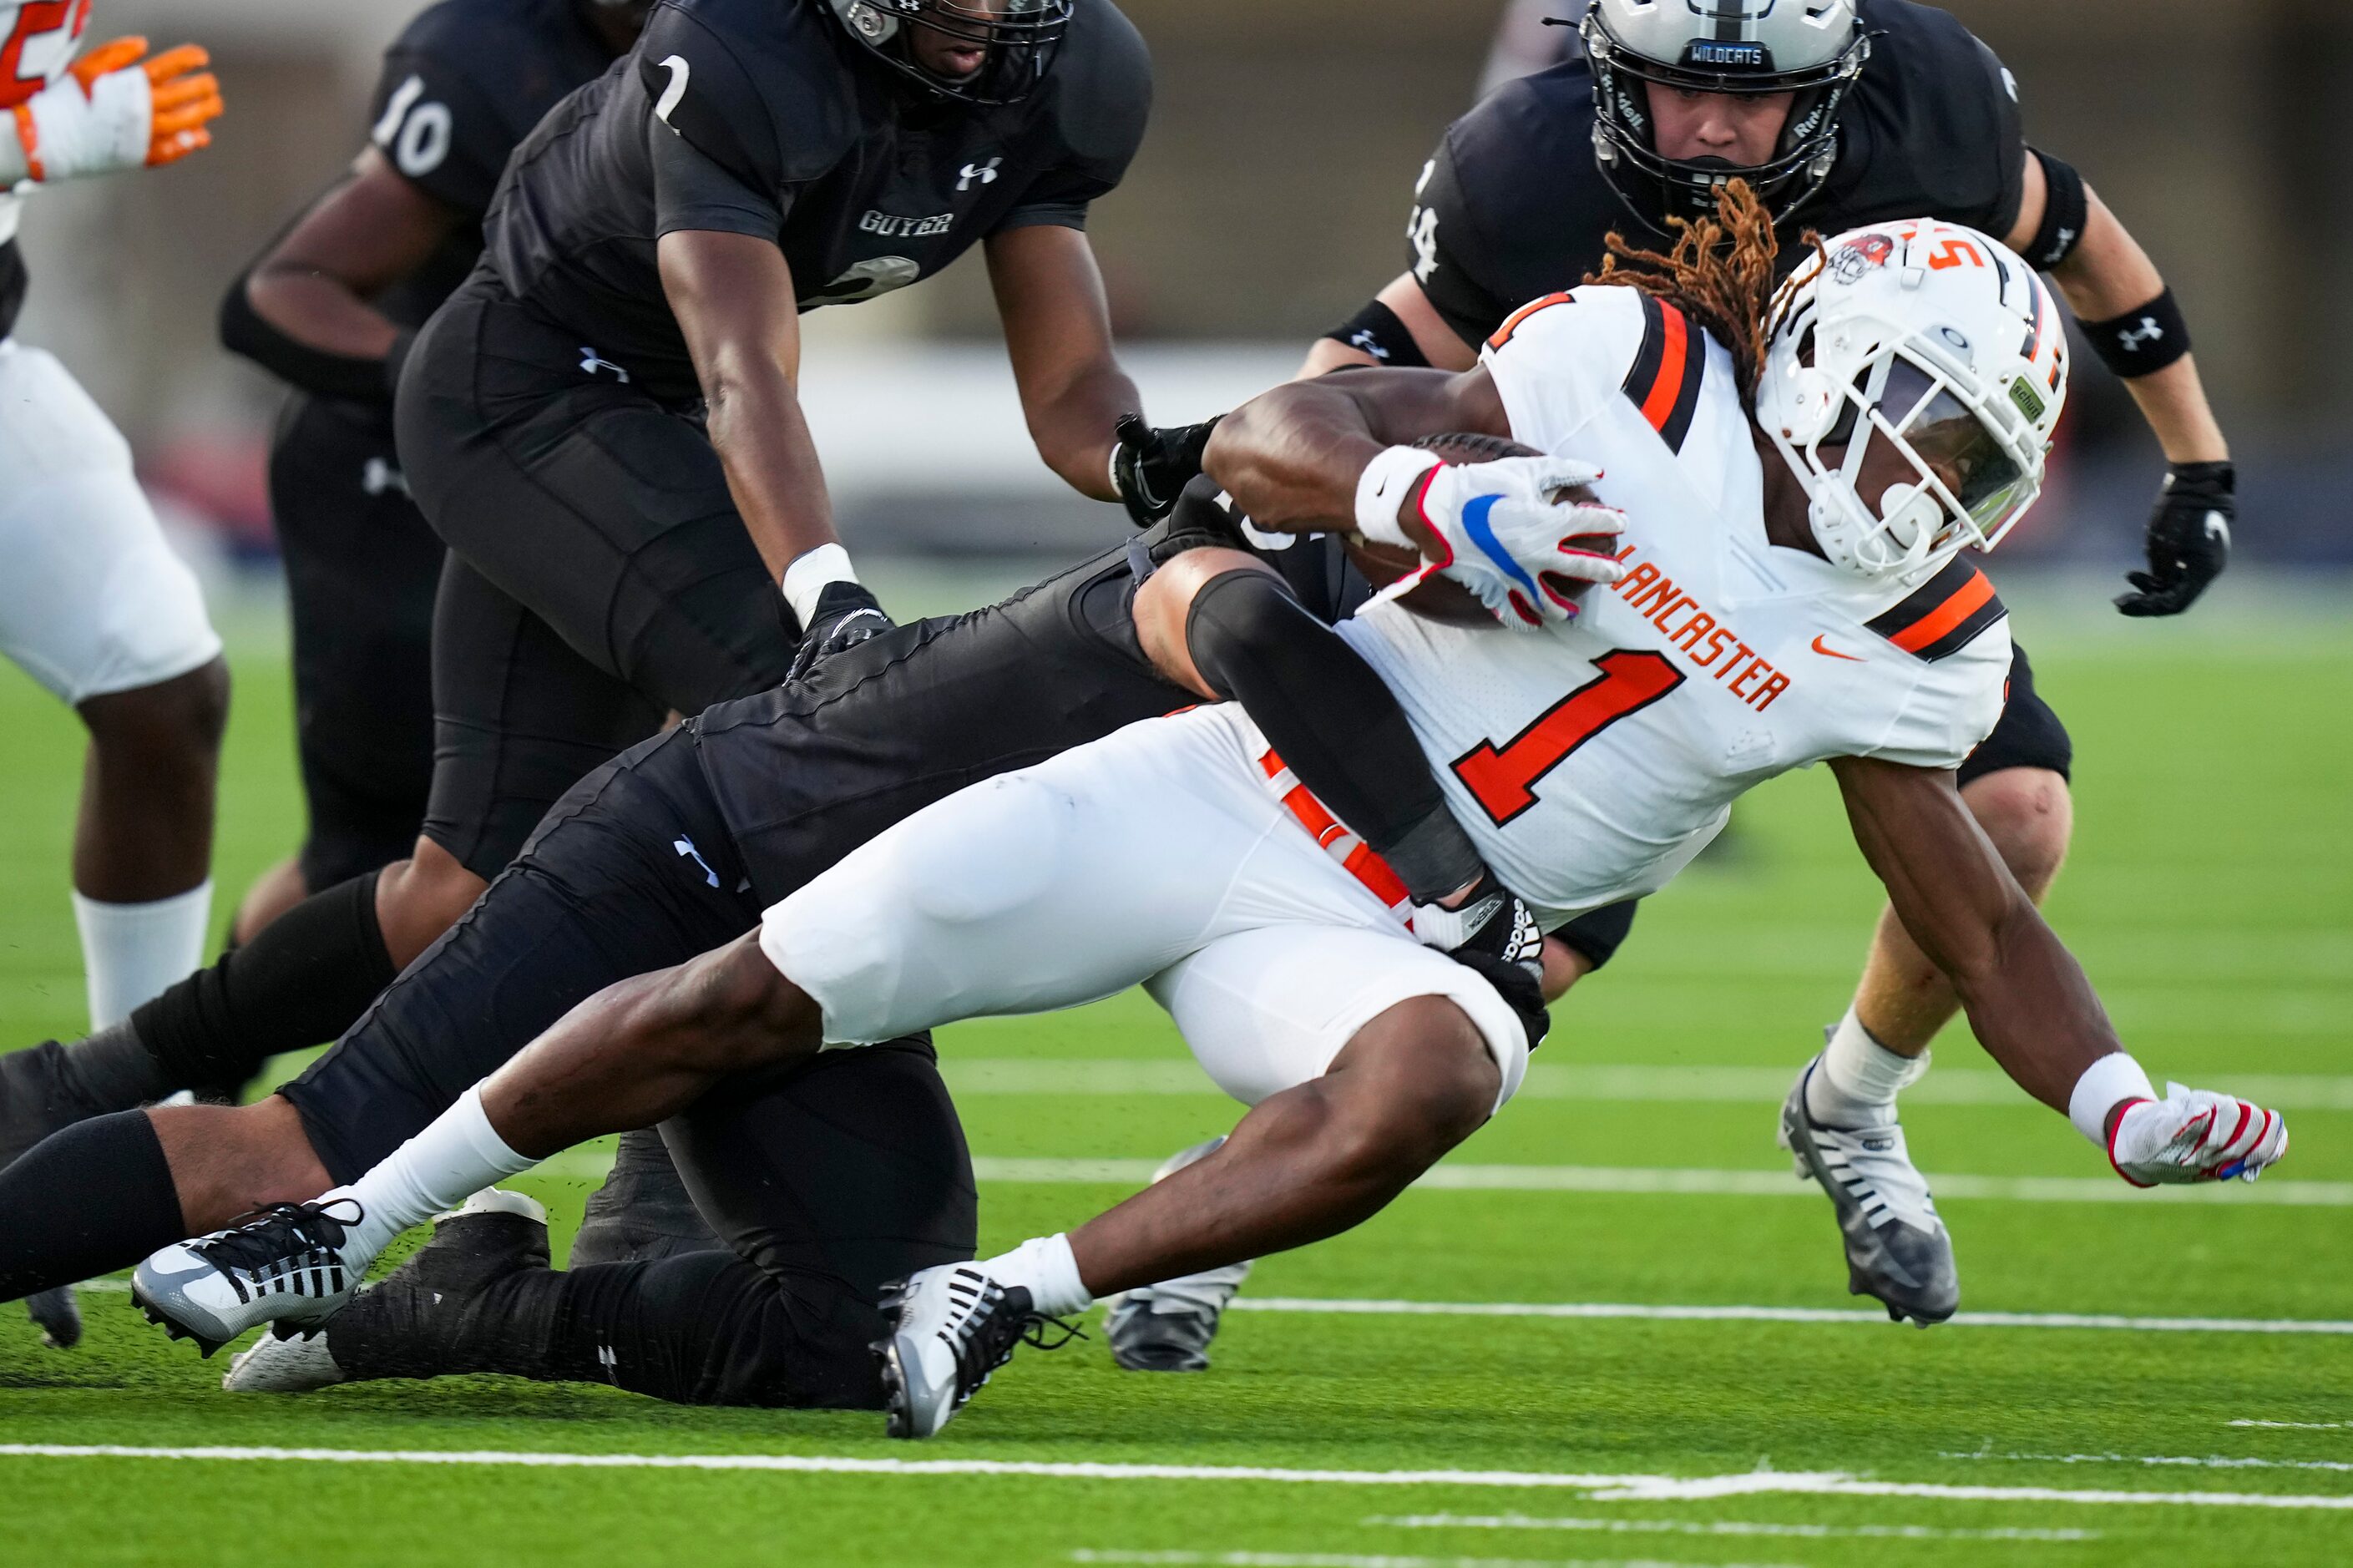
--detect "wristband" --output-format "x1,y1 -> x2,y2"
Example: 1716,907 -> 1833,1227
2024,149 -> 2088,271
1354,445 -> 1443,550
2082,288 -> 2191,379
2067,1051 -> 2157,1146
1324,298 -> 1432,369
781,542 -> 860,631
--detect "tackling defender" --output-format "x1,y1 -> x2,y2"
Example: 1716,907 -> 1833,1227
128,208 -> 2285,1439
0,3 -> 225,1347
219,0 -> 650,943
1122,0 -> 2240,1353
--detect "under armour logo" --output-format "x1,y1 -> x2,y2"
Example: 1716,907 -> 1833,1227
2038,226 -> 2076,265
2204,512 -> 2231,547
580,348 -> 630,382
362,458 -> 409,498
1347,329 -> 1391,362
597,1345 -> 620,1383
2118,317 -> 2165,353
675,836 -> 720,888
958,157 -> 1002,191
1408,205 -> 1441,283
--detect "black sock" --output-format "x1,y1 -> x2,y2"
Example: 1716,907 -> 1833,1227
1187,569 -> 1484,900
0,1110 -> 185,1301
418,1254 -> 879,1409
129,870 -> 394,1090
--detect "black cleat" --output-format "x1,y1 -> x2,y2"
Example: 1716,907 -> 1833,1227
223,1189 -> 549,1392
23,1286 -> 81,1349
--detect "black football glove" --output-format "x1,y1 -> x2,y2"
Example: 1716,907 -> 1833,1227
787,579 -> 893,683
1411,868 -> 1551,1051
2116,461 -> 2233,618
1111,412 -> 1222,528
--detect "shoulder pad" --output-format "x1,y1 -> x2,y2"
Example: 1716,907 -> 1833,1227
639,0 -> 858,192
1864,554 -> 2008,661
1029,0 -> 1152,169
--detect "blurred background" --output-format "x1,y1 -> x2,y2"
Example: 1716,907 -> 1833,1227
14,0 -> 2350,579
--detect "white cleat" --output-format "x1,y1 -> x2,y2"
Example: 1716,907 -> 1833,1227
877,1263 -> 1075,1439
1779,1057 -> 1959,1326
130,1199 -> 362,1357
223,1323 -> 348,1393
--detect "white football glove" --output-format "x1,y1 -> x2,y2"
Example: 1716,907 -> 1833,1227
1356,447 -> 1627,629
0,39 -> 221,187
2108,1085 -> 2289,1187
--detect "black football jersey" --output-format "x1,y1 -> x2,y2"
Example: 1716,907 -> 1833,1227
482,0 -> 1151,402
1409,0 -> 2026,348
366,0 -> 624,331
0,233 -> 23,341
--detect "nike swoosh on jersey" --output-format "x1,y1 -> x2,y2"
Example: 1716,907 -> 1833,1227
654,55 -> 691,127
1810,635 -> 1865,662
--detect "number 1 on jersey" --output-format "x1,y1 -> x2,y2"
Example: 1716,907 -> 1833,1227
1450,650 -> 1684,826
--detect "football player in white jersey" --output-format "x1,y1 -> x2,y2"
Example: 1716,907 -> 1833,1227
132,196 -> 2287,1439
0,3 -> 224,1347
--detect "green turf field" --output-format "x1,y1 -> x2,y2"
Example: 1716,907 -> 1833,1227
3,576 -> 2349,1566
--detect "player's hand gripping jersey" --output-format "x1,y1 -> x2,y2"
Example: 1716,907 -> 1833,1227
1335,286 -> 2010,928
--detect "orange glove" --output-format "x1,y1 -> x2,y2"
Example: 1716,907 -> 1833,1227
3,36 -> 222,184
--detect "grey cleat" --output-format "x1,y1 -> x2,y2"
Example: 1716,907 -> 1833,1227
1779,1056 -> 1960,1326
132,1199 -> 362,1356
1106,1136 -> 1253,1373
223,1188 -> 549,1393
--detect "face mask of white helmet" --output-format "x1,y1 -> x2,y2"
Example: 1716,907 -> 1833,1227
1758,223 -> 2070,579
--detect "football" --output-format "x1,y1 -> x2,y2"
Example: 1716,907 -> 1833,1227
1344,432 -> 1615,625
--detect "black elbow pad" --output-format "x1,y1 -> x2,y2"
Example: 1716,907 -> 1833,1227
219,274 -> 402,404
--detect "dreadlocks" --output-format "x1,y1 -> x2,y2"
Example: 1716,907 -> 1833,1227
1583,179 -> 1823,409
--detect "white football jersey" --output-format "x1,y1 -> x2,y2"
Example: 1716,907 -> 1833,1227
1338,285 -> 2011,928
0,0 -> 92,246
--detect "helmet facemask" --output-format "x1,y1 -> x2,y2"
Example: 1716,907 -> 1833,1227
1581,3 -> 1868,229
827,0 -> 1073,108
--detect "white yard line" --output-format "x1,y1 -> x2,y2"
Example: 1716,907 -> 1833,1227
0,1447 -> 2347,1510
936,1061 -> 2353,1112
1366,1515 -> 2096,1542
2229,1421 -> 2347,1431
1226,1298 -> 2353,1336
1070,1552 -> 1798,1568
1940,1452 -> 2353,1474
953,1156 -> 2353,1208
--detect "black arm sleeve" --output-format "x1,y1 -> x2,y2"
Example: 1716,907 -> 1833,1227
218,271 -> 401,403
1186,569 -> 1483,903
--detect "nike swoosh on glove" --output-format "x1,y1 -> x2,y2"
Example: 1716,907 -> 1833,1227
2116,461 -> 2231,618
2,39 -> 221,185
1378,453 -> 1627,629
787,581 -> 894,683
2108,1084 -> 2288,1186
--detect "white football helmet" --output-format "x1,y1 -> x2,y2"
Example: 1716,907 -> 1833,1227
1581,0 -> 1868,223
1758,220 -> 2068,579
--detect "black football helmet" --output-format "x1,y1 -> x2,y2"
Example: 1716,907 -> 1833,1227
1579,0 -> 1870,229
823,0 -> 1074,107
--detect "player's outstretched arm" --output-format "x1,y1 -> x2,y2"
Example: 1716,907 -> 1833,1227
986,224 -> 1142,503
2007,150 -> 2232,617
1832,755 -> 2287,1184
222,149 -> 463,401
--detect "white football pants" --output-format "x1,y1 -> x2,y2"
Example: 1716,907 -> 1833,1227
760,702 -> 1530,1114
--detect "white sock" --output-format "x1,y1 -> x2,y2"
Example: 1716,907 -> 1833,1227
1806,1006 -> 1930,1130
329,1087 -> 538,1270
980,1233 -> 1091,1318
72,881 -> 212,1030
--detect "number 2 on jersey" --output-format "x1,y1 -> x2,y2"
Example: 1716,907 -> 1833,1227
1450,650 -> 1684,826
